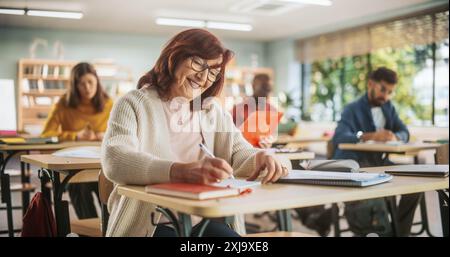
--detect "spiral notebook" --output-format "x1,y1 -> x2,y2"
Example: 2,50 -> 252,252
277,170 -> 393,187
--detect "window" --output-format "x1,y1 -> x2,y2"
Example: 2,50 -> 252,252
298,9 -> 449,127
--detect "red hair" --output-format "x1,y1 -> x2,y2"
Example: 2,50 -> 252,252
138,29 -> 234,102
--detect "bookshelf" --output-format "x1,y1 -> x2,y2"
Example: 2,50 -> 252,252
221,66 -> 274,111
17,59 -> 133,134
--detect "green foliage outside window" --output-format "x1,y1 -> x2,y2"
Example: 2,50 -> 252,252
308,44 -> 438,125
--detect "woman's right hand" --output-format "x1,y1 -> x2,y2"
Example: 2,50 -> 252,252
170,157 -> 233,184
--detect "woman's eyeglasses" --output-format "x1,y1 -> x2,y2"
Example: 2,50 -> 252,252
191,57 -> 222,82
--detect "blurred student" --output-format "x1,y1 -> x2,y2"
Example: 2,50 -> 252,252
231,74 -> 278,148
332,67 -> 420,236
42,62 -> 113,219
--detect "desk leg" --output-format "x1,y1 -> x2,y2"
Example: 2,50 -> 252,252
51,171 -> 71,237
195,219 -> 211,237
1,173 -> 14,237
414,156 -> 419,164
437,190 -> 449,237
1,152 -> 15,237
276,209 -> 292,232
331,203 -> 341,237
385,196 -> 400,237
178,213 -> 192,237
21,161 -> 30,216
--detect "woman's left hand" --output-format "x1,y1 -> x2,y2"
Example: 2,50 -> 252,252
247,151 -> 289,184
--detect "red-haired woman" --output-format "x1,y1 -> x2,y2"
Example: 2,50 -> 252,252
101,29 -> 290,237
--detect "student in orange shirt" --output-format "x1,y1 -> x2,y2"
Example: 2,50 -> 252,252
231,74 -> 278,148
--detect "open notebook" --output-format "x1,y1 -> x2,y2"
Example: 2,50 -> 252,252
52,146 -> 101,159
277,170 -> 393,187
145,179 -> 260,200
212,179 -> 260,192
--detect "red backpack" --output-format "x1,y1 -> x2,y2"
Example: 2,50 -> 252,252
21,192 -> 57,237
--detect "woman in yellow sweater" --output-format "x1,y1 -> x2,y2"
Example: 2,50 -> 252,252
42,62 -> 113,219
42,63 -> 112,141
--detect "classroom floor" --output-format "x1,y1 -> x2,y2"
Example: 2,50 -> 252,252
0,156 -> 444,237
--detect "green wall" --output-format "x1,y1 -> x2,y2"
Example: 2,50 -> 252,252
0,27 -> 268,82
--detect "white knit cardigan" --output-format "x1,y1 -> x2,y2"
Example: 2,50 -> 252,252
101,87 -> 289,237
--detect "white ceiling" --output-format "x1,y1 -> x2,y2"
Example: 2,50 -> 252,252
0,0 -> 446,41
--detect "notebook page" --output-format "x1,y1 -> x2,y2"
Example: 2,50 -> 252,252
213,179 -> 261,189
52,146 -> 101,159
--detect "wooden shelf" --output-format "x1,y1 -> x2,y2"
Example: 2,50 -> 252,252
18,59 -> 75,132
23,75 -> 69,81
19,58 -> 76,66
22,118 -> 47,124
18,58 -> 134,134
22,90 -> 66,97
99,76 -> 133,82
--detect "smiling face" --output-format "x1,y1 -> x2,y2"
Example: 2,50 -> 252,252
169,55 -> 223,100
76,73 -> 98,102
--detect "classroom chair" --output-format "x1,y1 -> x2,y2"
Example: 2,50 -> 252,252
98,169 -> 113,236
64,170 -> 102,237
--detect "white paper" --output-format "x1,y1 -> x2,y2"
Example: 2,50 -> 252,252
213,179 -> 261,189
52,146 -> 101,159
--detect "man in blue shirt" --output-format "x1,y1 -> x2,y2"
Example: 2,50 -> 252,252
333,67 -> 409,165
332,67 -> 421,236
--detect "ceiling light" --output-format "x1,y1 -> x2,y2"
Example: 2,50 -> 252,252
0,7 -> 83,19
156,17 -> 253,32
278,0 -> 333,6
156,17 -> 205,28
27,10 -> 83,19
206,21 -> 253,31
0,8 -> 26,15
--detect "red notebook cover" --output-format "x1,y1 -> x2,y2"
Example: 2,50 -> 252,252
145,183 -> 239,200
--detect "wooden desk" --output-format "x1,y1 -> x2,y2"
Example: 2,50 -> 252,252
275,135 -> 331,145
274,151 -> 315,161
0,141 -> 100,237
0,141 -> 100,152
338,142 -> 442,165
117,165 -> 448,237
338,142 -> 441,155
21,154 -> 101,170
21,154 -> 101,237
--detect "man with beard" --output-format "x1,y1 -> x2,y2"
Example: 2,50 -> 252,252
332,67 -> 421,237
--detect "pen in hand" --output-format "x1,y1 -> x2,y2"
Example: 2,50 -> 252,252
199,143 -> 235,179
